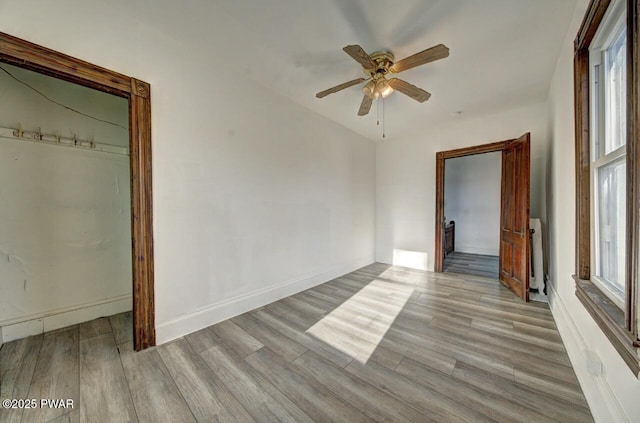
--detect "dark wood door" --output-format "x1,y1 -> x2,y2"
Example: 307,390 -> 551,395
499,133 -> 530,301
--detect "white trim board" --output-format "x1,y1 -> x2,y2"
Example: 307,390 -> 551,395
548,281 -> 629,423
1,294 -> 132,343
156,256 -> 375,345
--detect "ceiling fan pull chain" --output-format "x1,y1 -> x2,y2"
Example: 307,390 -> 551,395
377,96 -> 380,126
382,97 -> 386,139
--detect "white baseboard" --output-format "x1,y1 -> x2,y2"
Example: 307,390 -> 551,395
1,294 -> 132,343
156,256 -> 374,345
547,282 -> 629,423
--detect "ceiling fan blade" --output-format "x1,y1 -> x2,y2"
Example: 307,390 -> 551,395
388,78 -> 431,103
358,95 -> 373,116
389,44 -> 449,73
316,78 -> 366,98
343,45 -> 377,69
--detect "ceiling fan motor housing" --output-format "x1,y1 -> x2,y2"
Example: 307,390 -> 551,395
363,50 -> 395,78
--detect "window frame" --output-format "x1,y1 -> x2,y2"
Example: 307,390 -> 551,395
574,0 -> 640,375
589,4 -> 628,308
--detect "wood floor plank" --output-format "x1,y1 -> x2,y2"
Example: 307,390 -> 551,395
415,294 -> 556,327
346,356 -> 495,423
513,367 -> 588,407
252,308 -> 354,368
245,347 -> 374,423
265,301 -> 319,328
478,295 -> 553,317
392,313 -> 579,387
157,338 -> 254,422
43,325 -> 78,338
365,345 -> 404,370
119,341 -> 196,423
79,333 -> 137,423
428,313 -> 573,367
109,312 -> 132,345
0,335 -> 43,423
292,350 -> 433,423
395,356 -> 554,423
513,320 -> 564,340
184,327 -> 221,354
200,344 -> 313,422
215,344 -> 317,423
383,323 -> 514,378
232,312 -> 307,362
23,328 -> 79,423
452,361 -> 593,423
46,410 -> 79,423
281,296 -> 327,318
444,252 -> 499,279
379,333 -> 458,376
210,319 -> 263,358
470,318 -> 565,352
79,318 -> 112,340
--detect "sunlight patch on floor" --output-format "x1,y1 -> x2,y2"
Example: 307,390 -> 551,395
306,277 -> 414,363
392,249 -> 428,271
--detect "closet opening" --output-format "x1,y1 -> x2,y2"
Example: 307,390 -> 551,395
0,31 -> 154,350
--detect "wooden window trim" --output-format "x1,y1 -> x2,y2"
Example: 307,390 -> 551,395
574,0 -> 640,375
0,32 -> 155,351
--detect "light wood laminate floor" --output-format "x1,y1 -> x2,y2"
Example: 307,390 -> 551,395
444,251 -> 500,279
0,263 -> 592,422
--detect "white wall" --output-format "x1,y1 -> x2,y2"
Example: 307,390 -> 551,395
546,1 -> 640,421
376,102 -> 548,271
0,64 -> 131,342
0,63 -> 129,146
444,152 -> 501,256
0,1 -> 376,344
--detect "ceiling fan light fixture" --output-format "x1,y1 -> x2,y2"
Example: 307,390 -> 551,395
362,80 -> 376,98
376,78 -> 393,98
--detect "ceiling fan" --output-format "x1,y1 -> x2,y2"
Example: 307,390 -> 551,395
315,44 -> 449,116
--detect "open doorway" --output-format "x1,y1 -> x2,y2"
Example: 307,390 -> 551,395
434,135 -> 531,301
442,152 -> 501,279
0,32 -> 155,350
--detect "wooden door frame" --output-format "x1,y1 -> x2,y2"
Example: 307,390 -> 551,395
434,139 -> 512,272
0,32 -> 155,350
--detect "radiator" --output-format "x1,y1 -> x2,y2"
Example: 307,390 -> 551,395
529,218 -> 544,291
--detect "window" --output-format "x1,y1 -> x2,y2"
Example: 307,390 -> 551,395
589,6 -> 627,308
574,0 -> 640,375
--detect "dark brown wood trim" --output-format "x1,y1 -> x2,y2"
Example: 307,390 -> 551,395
0,32 -> 155,351
575,277 -> 640,376
0,32 -> 130,97
439,140 -> 509,160
435,152 -> 445,272
575,0 -> 613,50
434,139 -> 510,273
130,79 -> 155,350
627,0 -> 640,339
574,49 -> 591,281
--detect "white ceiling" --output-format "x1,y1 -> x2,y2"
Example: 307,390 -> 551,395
211,0 -> 577,141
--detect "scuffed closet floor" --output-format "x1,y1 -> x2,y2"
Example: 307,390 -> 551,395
1,264 -> 592,422
0,312 -> 132,422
